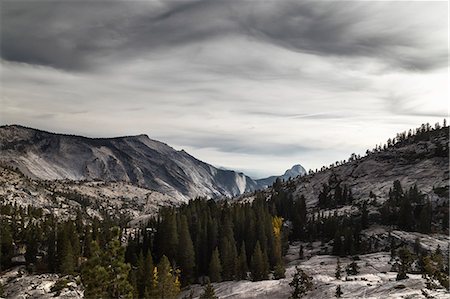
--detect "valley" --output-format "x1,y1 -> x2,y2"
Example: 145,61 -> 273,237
0,123 -> 449,299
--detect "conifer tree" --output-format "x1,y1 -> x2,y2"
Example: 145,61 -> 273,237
346,261 -> 359,276
209,248 -> 222,282
289,266 -> 312,299
60,241 -> 75,275
81,228 -> 133,299
46,229 -> 57,273
177,215 -> 195,285
299,245 -> 304,260
335,258 -> 342,279
155,255 -> 180,299
136,252 -> 146,298
199,281 -> 218,299
250,241 -> 269,281
24,225 -> 39,267
158,211 -> 179,263
143,250 -> 154,297
396,246 -> 412,280
236,242 -> 248,280
0,222 -> 13,271
418,201 -> 432,233
335,285 -> 343,298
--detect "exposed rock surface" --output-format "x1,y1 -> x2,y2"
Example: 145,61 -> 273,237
0,164 -> 178,223
0,125 -> 261,201
0,267 -> 83,299
245,127 -> 449,209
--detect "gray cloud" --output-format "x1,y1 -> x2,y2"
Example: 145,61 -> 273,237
1,0 -> 447,176
1,1 -> 446,72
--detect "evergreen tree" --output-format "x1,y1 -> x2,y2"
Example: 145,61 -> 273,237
250,241 -> 269,281
81,241 -> 109,299
396,246 -> 412,281
177,215 -> 195,285
155,255 -> 180,299
289,266 -> 313,299
219,236 -> 237,280
199,281 -> 218,299
345,261 -> 359,276
81,228 -> 133,299
158,212 -> 179,263
136,252 -> 146,298
335,258 -> 342,279
236,242 -> 248,280
0,222 -> 13,271
398,197 -> 414,230
143,250 -> 154,297
332,231 -> 343,257
209,248 -> 222,282
335,285 -> 343,298
46,229 -> 57,272
418,201 -> 432,233
24,225 -> 39,267
60,241 -> 75,275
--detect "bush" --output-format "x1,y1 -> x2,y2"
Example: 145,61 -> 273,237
50,278 -> 69,295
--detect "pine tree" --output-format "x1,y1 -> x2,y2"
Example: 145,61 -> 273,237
159,211 -> 179,263
143,250 -> 154,297
209,248 -> 222,282
0,222 -> 13,271
335,285 -> 343,298
335,258 -> 341,279
60,241 -> 75,275
418,201 -> 432,233
289,266 -> 312,299
46,229 -> 57,272
136,251 -> 146,298
155,255 -> 180,299
81,228 -> 133,299
396,246 -> 412,281
332,231 -> 342,257
250,241 -> 269,281
236,242 -> 248,280
346,261 -> 359,276
199,281 -> 218,299
177,215 -> 195,285
24,225 -> 39,268
81,241 -> 109,299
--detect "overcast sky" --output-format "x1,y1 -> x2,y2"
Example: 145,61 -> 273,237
1,0 -> 448,178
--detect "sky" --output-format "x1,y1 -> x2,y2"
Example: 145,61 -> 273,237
0,0 -> 448,178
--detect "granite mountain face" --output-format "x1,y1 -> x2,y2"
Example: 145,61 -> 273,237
0,125 -> 304,201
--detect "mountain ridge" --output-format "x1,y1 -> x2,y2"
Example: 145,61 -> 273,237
0,124 -> 304,201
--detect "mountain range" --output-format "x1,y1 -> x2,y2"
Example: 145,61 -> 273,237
0,125 -> 305,201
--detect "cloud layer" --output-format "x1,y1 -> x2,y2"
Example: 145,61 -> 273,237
1,0 -> 448,177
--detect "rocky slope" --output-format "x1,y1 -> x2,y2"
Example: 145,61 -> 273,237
245,126 -> 449,210
0,125 -> 266,201
0,164 -> 179,225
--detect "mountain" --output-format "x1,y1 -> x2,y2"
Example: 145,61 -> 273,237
243,125 -> 449,210
0,125 -> 261,201
256,164 -> 306,188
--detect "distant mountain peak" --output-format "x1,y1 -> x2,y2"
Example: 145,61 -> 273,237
283,164 -> 306,178
255,163 -> 306,188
